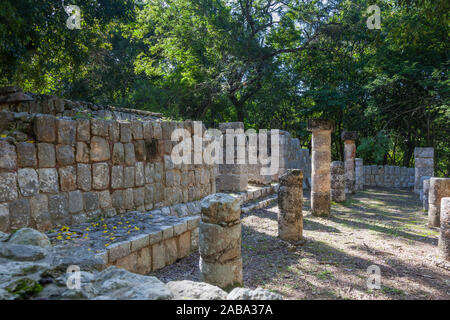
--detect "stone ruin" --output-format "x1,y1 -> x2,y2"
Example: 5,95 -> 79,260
1,86 -> 449,299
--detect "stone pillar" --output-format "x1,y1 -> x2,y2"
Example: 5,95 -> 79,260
199,193 -> 243,289
331,161 -> 345,203
438,197 -> 450,261
277,169 -> 303,241
428,178 -> 450,227
423,178 -> 430,212
216,122 -> 248,192
414,147 -> 434,195
341,131 -> 358,194
307,119 -> 334,217
419,176 -> 431,201
355,158 -> 364,191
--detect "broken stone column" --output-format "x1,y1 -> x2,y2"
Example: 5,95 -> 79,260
277,169 -> 303,241
341,131 -> 358,194
355,158 -> 364,191
428,178 -> 450,227
331,161 -> 345,203
438,197 -> 450,261
199,193 -> 243,289
423,178 -> 430,212
307,119 -> 334,217
414,147 -> 434,195
216,122 -> 248,192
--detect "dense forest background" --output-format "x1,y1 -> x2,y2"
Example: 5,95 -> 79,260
0,0 -> 448,175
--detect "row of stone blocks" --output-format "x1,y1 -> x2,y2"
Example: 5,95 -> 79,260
238,185 -> 278,205
363,165 -> 414,188
98,216 -> 200,274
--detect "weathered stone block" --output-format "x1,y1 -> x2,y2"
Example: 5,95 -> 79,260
136,246 -> 152,274
124,143 -> 136,165
120,121 -> 132,143
56,144 -> 75,165
152,242 -> 165,271
0,140 -> 17,169
58,166 -> 76,192
199,222 -> 241,263
76,141 -> 90,163
37,143 -> 56,167
112,142 -> 124,164
92,162 -> 110,190
199,257 -> 243,289
91,119 -> 109,137
34,114 -> 56,142
16,142 -> 37,167
77,164 -> 91,191
37,168 -> 58,193
76,119 -> 90,142
130,234 -> 150,252
152,122 -> 162,139
57,119 -> 76,145
134,162 -> 145,187
98,190 -> 112,209
109,121 -> 120,142
29,194 -> 52,231
438,197 -> 450,261
90,136 -> 110,162
429,178 -> 450,228
84,192 -> 99,211
111,165 -> 124,189
17,168 -> 39,196
124,188 -> 134,210
177,231 -> 191,259
48,194 -> 69,226
0,203 -> 10,232
124,166 -> 135,188
9,199 -> 31,229
111,190 -> 124,209
134,140 -> 146,161
143,121 -> 153,140
200,193 -> 240,225
68,190 -> 83,214
108,241 -> 131,262
131,120 -> 143,140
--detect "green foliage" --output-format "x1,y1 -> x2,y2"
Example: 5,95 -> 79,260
357,131 -> 390,165
0,0 -> 448,175
6,278 -> 43,299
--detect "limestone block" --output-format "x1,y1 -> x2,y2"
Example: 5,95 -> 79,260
29,194 -> 52,231
120,121 -> 132,143
124,143 -> 135,165
91,119 -> 109,137
0,140 -> 17,169
111,165 -> 124,189
59,166 -> 77,192
75,141 -> 90,163
112,142 -> 124,164
57,119 -> 76,145
37,143 -> 55,167
16,142 -> 37,167
77,164 -> 92,191
37,168 -> 59,193
90,136 -> 110,162
48,194 -> 69,226
199,257 -> 243,289
438,197 -> 450,261
9,199 -> 31,229
56,144 -> 74,166
17,168 -> 39,196
34,114 -> 56,142
92,162 -> 110,190
76,119 -> 90,142
68,190 -> 83,214
428,178 -> 450,227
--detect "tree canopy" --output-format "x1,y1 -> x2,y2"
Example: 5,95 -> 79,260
1,0 -> 448,175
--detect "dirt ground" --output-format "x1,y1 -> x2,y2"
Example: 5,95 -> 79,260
151,187 -> 450,300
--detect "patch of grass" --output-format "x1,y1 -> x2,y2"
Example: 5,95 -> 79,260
314,270 -> 334,280
381,286 -> 404,295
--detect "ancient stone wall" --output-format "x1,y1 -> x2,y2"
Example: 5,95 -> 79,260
363,165 -> 414,188
0,90 -> 215,233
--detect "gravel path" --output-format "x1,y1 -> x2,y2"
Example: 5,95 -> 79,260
151,187 -> 450,299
